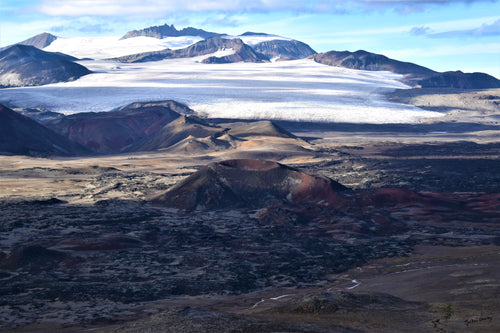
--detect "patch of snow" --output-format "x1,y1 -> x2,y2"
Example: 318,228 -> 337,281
193,48 -> 236,62
250,299 -> 265,309
223,34 -> 292,47
0,58 -> 445,123
270,294 -> 294,300
0,72 -> 22,87
347,279 -> 361,290
43,36 -> 203,59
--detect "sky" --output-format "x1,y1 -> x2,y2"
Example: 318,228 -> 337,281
1,0 -> 499,78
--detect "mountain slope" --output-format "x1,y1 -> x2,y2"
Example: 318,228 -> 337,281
114,37 -> 266,63
314,50 -> 437,85
17,32 -> 58,49
0,45 -> 91,88
124,115 -> 227,152
121,24 -> 222,40
417,71 -> 500,89
253,39 -> 316,60
0,104 -> 90,156
47,100 -> 190,154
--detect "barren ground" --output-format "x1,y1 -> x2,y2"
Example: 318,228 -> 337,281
0,88 -> 499,332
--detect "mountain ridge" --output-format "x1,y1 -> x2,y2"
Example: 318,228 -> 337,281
0,44 -> 91,88
120,23 -> 223,40
0,104 -> 90,156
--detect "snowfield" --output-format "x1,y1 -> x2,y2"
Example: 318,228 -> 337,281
43,36 -> 205,59
0,56 -> 444,123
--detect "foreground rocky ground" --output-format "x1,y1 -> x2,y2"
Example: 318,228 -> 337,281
0,129 -> 499,332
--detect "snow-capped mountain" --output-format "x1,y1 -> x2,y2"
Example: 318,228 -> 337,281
1,23 -> 497,125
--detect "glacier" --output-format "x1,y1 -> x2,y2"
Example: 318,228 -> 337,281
0,55 -> 444,124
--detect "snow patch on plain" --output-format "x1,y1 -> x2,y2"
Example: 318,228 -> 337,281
0,57 -> 444,124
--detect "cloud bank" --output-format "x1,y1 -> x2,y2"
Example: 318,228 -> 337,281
35,0 -> 498,17
410,19 -> 500,37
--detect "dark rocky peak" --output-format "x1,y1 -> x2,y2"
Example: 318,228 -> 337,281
0,44 -> 76,62
17,32 -> 58,49
120,23 -> 222,40
151,159 -> 348,211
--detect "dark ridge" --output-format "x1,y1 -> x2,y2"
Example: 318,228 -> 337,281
313,49 -> 437,85
0,44 -> 91,88
253,39 -> 317,60
114,37 -> 267,63
418,71 -> 500,89
16,32 -> 58,49
47,100 -> 191,154
0,104 -> 91,157
120,23 -> 223,40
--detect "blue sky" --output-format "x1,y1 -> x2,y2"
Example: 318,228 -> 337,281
1,0 -> 499,77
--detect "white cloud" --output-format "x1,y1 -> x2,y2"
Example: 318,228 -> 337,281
34,0 -> 498,17
382,42 -> 500,58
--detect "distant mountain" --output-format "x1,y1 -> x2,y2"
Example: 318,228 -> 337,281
47,100 -> 191,154
239,32 -> 272,37
17,32 -> 58,49
114,37 -> 266,63
0,44 -> 91,88
151,159 -> 348,210
46,100 -> 303,154
120,24 -> 222,40
0,104 -> 90,156
314,50 -> 437,85
417,71 -> 500,89
253,39 -> 316,60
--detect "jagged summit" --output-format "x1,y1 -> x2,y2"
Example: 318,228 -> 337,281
120,23 -> 223,40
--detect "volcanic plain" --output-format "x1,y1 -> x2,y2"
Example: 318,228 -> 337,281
0,87 -> 499,332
